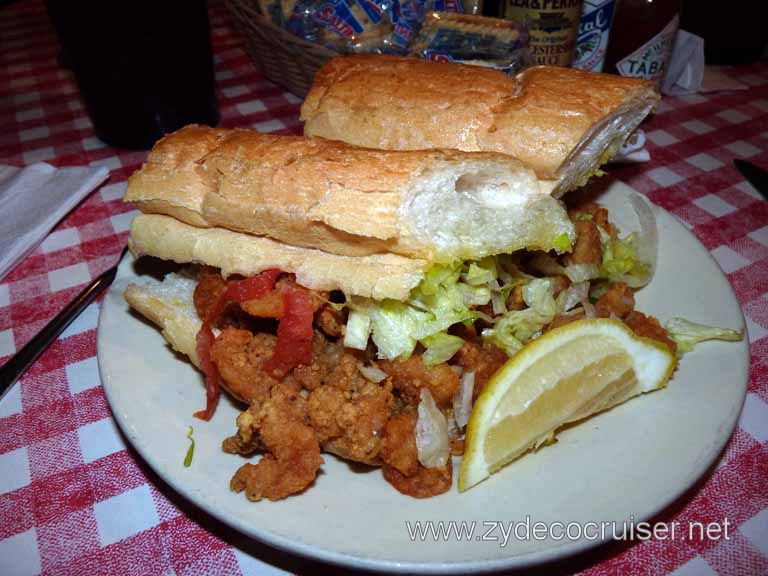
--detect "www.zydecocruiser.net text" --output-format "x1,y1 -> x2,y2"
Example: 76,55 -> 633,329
405,516 -> 732,547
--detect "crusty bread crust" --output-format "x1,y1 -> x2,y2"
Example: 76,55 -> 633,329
125,280 -> 201,367
125,125 -> 572,261
128,213 -> 429,301
301,56 -> 659,189
126,125 -> 229,227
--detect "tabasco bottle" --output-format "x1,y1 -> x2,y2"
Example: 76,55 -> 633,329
602,0 -> 682,83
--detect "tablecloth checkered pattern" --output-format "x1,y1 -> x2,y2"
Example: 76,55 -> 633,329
0,1 -> 766,574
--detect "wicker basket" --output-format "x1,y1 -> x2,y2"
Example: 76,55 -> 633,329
226,0 -> 336,98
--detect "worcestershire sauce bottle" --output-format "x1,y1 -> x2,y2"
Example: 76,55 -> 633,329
602,0 -> 682,84
504,0 -> 584,67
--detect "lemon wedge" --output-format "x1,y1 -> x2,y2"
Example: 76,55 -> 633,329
459,319 -> 677,491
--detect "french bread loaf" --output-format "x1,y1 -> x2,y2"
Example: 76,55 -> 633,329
301,55 -> 660,193
125,125 -> 574,262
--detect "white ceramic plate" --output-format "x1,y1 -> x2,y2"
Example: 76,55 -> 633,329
98,181 -> 749,573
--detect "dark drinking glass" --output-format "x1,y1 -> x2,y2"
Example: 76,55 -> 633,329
46,0 -> 220,149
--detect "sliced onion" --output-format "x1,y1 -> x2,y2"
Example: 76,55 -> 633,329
359,364 -> 388,383
627,194 -> 658,288
415,388 -> 450,468
453,371 -> 476,429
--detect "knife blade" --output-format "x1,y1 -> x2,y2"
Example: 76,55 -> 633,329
734,159 -> 768,200
0,247 -> 127,402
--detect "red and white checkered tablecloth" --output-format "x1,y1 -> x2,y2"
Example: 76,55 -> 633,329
0,1 -> 766,574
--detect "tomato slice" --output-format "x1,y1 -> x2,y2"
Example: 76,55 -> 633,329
264,282 -> 315,377
193,269 -> 281,420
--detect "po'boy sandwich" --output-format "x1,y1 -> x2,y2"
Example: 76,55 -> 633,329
121,110 -> 711,501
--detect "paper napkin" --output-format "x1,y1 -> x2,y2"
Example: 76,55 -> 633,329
0,163 -> 109,281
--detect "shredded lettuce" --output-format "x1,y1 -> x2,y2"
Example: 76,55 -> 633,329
458,284 -> 492,307
465,256 -> 498,286
481,278 -> 557,355
344,309 -> 372,350
344,245 -> 590,362
599,233 -> 651,287
421,332 -> 465,366
409,285 -> 476,340
666,318 -> 743,353
184,426 -> 195,468
529,253 -> 599,283
418,263 -> 461,296
368,300 -> 420,359
553,233 -> 573,253
348,262 -> 477,359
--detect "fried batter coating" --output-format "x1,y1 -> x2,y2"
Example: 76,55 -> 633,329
507,284 -> 525,311
595,282 -> 635,319
292,334 -> 344,391
229,381 -> 323,501
210,328 -> 282,405
307,349 -> 394,464
572,220 -> 603,265
549,274 -> 570,297
382,459 -> 453,498
317,304 -> 346,337
624,311 -> 677,354
450,438 -> 465,456
379,410 -> 453,498
570,202 -> 617,236
451,340 -> 508,399
379,355 -> 460,409
380,411 -> 419,477
193,267 -> 228,320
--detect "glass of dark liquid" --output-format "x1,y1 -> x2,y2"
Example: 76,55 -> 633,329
45,0 -> 220,150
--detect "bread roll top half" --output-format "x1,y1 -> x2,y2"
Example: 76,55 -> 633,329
301,55 -> 659,193
125,125 -> 574,263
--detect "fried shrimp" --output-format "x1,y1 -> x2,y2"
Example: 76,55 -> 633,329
382,459 -> 453,498
451,340 -> 508,399
378,355 -> 459,409
380,410 -> 453,498
307,347 -> 394,464
229,381 -> 323,502
572,220 -> 603,265
210,329 -> 282,405
595,282 -> 635,319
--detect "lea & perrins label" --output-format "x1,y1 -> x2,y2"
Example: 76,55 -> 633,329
503,0 -> 583,67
